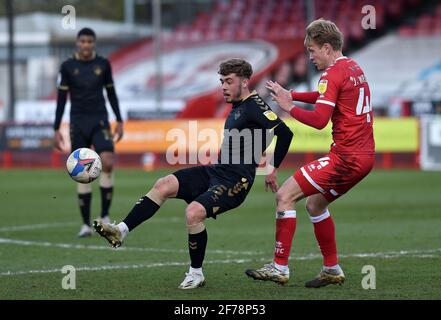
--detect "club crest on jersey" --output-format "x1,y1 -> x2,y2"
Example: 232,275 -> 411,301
94,66 -> 102,76
318,79 -> 328,94
263,110 -> 278,121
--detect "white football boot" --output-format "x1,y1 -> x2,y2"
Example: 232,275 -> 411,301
178,270 -> 206,289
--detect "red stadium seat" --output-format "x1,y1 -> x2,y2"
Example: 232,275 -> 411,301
398,26 -> 415,37
436,4 -> 441,17
386,1 -> 404,19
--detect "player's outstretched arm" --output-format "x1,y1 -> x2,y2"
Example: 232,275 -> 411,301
265,80 -> 292,112
266,80 -> 319,106
290,91 -> 319,104
289,103 -> 333,130
266,80 -> 333,130
266,81 -> 320,107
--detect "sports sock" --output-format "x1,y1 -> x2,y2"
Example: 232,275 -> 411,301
188,229 -> 208,269
100,186 -> 113,218
274,262 -> 289,274
99,171 -> 114,218
323,264 -> 341,272
122,196 -> 160,231
78,193 -> 92,226
310,210 -> 338,267
189,266 -> 203,275
117,222 -> 129,240
274,210 -> 296,266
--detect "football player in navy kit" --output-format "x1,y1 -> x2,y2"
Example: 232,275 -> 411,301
54,28 -> 123,237
94,59 -> 294,289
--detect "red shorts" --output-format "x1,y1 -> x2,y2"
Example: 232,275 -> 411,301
293,152 -> 375,202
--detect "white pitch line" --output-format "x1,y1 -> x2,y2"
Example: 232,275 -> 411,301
294,248 -> 441,261
0,222 -> 77,232
1,237 -> 441,259
0,218 -> 182,233
2,247 -> 441,277
0,258 -> 258,277
0,237 -> 265,256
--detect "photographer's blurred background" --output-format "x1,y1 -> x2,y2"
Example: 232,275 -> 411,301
1,0 -> 440,170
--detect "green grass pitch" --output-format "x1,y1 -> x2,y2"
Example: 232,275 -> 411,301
0,168 -> 440,300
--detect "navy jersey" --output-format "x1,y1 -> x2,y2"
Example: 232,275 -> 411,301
172,91 -> 293,218
219,91 -> 283,176
58,52 -> 115,120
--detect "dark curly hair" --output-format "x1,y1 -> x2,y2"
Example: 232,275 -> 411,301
218,59 -> 253,79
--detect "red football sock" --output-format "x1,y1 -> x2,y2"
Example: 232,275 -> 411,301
311,210 -> 338,267
274,210 -> 297,266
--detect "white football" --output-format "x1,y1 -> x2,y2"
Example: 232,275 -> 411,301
66,148 -> 102,183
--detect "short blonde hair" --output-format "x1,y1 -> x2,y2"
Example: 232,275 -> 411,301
304,19 -> 344,51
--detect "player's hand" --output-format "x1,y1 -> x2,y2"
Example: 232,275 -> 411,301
113,122 -> 124,143
265,167 -> 278,193
53,130 -> 65,152
266,80 -> 293,113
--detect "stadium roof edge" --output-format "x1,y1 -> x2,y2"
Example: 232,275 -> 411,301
0,12 -> 154,44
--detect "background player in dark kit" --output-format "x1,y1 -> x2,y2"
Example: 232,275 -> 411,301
53,28 -> 124,237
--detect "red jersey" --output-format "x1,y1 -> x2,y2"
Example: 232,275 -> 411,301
317,56 -> 375,155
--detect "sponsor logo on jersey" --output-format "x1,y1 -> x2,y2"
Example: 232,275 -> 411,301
318,79 -> 328,94
263,110 -> 278,121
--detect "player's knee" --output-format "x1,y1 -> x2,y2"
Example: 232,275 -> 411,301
305,200 -> 324,216
100,153 -> 114,173
102,161 -> 113,173
276,188 -> 293,206
185,202 -> 206,225
152,175 -> 178,199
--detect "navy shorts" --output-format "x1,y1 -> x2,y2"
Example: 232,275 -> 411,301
172,165 -> 254,219
70,119 -> 114,154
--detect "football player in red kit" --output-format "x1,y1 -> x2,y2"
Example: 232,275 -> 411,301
246,19 -> 375,288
